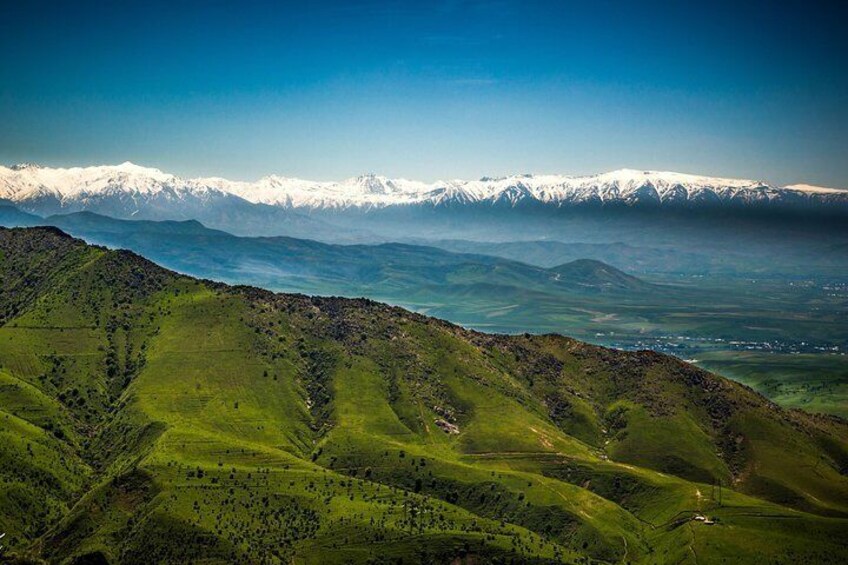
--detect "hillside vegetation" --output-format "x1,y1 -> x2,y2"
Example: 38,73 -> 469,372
0,227 -> 846,564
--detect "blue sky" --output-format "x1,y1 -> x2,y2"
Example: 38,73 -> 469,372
1,0 -> 846,186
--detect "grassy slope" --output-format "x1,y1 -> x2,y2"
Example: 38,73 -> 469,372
5,211 -> 845,423
0,227 -> 846,564
26,211 -> 847,421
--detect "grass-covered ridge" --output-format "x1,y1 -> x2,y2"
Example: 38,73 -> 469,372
0,227 -> 846,564
4,209 -> 846,420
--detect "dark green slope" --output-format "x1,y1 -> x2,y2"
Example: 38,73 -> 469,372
0,227 -> 846,564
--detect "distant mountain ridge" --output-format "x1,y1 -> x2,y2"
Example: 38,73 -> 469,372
0,208 -> 650,300
2,162 -> 847,218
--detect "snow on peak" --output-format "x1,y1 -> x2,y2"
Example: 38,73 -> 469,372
1,162 -> 845,211
10,163 -> 42,171
0,162 -> 179,202
113,160 -> 161,174
588,168 -> 763,188
348,173 -> 398,195
784,183 -> 848,194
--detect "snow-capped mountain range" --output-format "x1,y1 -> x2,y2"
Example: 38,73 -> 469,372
2,162 -> 846,216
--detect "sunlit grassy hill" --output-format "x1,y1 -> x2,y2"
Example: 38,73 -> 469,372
0,227 -> 846,564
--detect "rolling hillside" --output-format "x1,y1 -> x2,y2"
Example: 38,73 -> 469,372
2,210 -> 846,419
0,227 -> 846,564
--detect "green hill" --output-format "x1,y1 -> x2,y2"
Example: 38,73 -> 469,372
548,259 -> 650,292
0,227 -> 846,564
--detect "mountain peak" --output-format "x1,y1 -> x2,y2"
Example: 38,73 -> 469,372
349,173 -> 398,194
111,161 -> 168,176
10,162 -> 42,171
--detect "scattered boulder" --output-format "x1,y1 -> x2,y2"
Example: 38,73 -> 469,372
434,419 -> 460,435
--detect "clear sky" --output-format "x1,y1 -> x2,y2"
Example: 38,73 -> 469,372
1,0 -> 846,186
